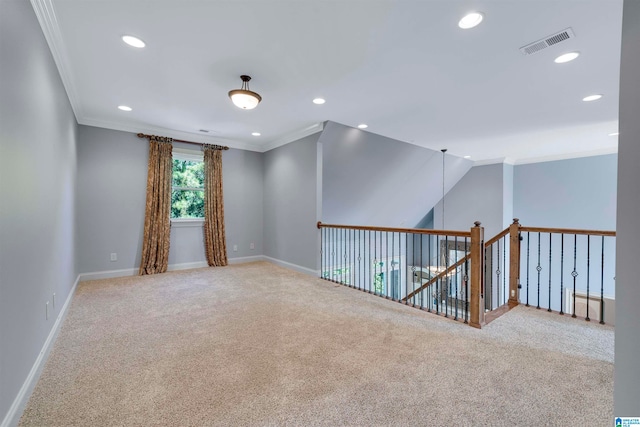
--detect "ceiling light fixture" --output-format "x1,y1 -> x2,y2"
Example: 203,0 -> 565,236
117,105 -> 132,111
458,12 -> 484,29
464,155 -> 471,159
122,35 -> 145,48
313,98 -> 326,105
252,132 -> 261,136
229,75 -> 262,110
554,52 -> 580,63
357,124 -> 368,129
583,94 -> 602,102
609,132 -> 619,136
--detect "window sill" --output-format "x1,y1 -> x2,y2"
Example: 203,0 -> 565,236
171,218 -> 204,228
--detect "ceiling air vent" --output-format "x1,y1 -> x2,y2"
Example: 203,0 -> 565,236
520,28 -> 575,55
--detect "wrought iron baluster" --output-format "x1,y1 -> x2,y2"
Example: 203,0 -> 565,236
444,235 -> 449,318
368,230 -> 372,293
548,233 -> 552,312
572,234 -> 578,318
464,237 -> 469,323
454,236 -> 459,320
526,232 -> 530,307
503,235 -> 507,306
386,231 -> 390,299
560,234 -> 564,315
331,228 -> 335,282
373,230 -> 377,294
436,235 -> 440,314
320,227 -> 324,279
600,235 -> 605,324
391,231 -> 395,300
586,235 -> 591,322
483,243 -> 488,311
343,228 -> 347,286
407,233 -> 411,306
536,232 -> 541,309
414,234 -> 425,310
495,239 -> 500,310
428,234 -> 432,312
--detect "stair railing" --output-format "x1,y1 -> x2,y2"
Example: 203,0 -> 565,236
317,221 -> 486,328
317,219 -> 615,327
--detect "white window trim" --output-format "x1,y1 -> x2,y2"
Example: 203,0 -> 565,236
173,147 -> 203,162
171,218 -> 204,227
172,148 -> 205,223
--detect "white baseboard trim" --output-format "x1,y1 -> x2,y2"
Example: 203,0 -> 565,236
1,274 -> 80,427
262,256 -> 319,277
78,267 -> 137,281
228,255 -> 265,264
79,261 -> 212,282
166,261 -> 208,271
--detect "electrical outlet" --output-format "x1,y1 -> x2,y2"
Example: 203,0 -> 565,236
233,245 -> 238,252
46,301 -> 49,320
250,242 -> 255,250
110,253 -> 117,262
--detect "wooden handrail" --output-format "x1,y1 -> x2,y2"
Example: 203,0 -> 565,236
519,226 -> 615,237
484,227 -> 509,246
317,221 -> 471,237
403,254 -> 470,302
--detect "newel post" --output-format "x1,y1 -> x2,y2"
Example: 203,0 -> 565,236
508,218 -> 521,309
469,221 -> 485,329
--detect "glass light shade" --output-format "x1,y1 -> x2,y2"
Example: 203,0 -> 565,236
229,90 -> 261,109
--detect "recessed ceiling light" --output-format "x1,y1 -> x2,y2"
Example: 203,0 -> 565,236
608,132 -> 619,136
313,98 -> 326,105
252,132 -> 261,136
122,35 -> 145,48
117,105 -> 132,111
582,94 -> 602,102
357,124 -> 368,129
554,52 -> 580,63
464,155 -> 472,159
458,12 -> 484,29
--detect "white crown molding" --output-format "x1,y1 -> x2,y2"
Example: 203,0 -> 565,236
512,147 -> 618,165
261,122 -> 324,152
30,0 -> 84,119
78,117 -> 264,152
472,157 -> 509,166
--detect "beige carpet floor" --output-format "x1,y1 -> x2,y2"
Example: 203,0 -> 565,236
20,262 -> 614,426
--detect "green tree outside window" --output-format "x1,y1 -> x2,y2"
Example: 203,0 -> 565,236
171,159 -> 204,219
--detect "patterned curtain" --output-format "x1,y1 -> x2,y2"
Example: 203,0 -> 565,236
203,146 -> 227,266
139,137 -> 173,275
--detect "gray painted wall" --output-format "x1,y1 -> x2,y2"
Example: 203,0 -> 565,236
434,155 -> 617,238
263,133 -> 321,272
76,126 -> 147,273
616,0 -> 640,415
503,164 -> 514,228
76,126 -> 265,274
221,146 -> 264,260
433,163 -> 508,238
320,121 -> 472,228
0,0 -> 78,422
514,155 -> 617,230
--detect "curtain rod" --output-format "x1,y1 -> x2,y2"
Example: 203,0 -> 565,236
136,133 -> 229,151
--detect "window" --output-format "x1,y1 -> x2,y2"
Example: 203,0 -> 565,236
172,149 -> 204,220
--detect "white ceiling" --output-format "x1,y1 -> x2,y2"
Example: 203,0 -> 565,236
33,0 -> 623,163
